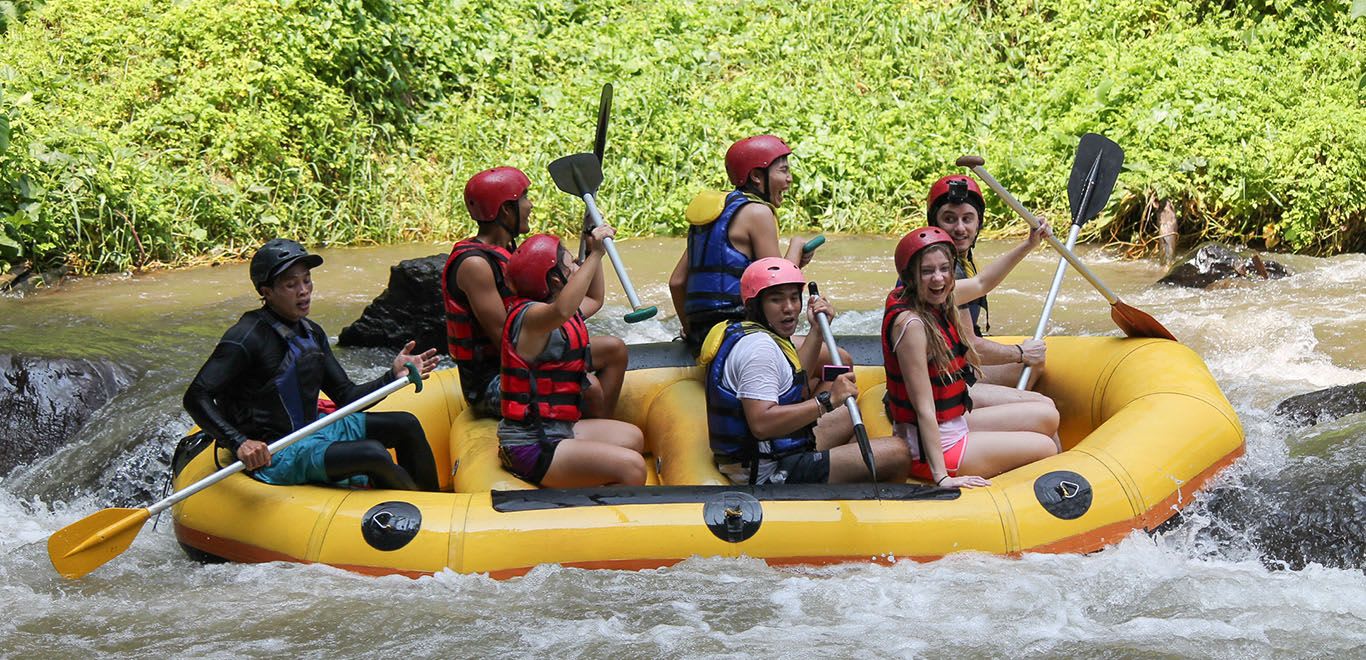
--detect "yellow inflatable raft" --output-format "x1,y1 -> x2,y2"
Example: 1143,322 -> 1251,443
171,336 -> 1243,578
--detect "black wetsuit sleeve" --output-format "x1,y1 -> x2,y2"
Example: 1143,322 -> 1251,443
183,339 -> 253,452
316,325 -> 389,407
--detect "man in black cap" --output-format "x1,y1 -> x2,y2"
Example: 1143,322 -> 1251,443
184,238 -> 441,490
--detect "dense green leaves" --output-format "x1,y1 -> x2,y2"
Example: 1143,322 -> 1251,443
0,0 -> 1362,274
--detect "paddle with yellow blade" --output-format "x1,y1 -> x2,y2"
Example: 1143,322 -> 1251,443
954,154 -> 1177,342
48,364 -> 424,579
1017,133 -> 1126,389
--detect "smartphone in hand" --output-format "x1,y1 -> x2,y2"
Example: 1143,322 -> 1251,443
822,364 -> 852,382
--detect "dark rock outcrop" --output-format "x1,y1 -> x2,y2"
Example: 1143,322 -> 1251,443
1157,242 -> 1289,288
0,355 -> 132,475
1274,382 -> 1366,427
338,253 -> 448,355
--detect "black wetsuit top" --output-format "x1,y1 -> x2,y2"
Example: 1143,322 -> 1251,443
183,307 -> 389,453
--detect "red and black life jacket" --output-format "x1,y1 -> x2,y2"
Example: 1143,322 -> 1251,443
881,289 -> 973,425
499,298 -> 590,424
442,239 -> 513,399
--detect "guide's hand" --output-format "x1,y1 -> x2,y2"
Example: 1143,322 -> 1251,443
394,340 -> 439,379
236,440 -> 271,471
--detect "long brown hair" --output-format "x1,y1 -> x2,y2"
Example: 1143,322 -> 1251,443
896,243 -> 980,373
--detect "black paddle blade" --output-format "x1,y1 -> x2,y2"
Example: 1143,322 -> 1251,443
593,83 -> 612,162
1068,133 -> 1124,226
547,153 -> 603,198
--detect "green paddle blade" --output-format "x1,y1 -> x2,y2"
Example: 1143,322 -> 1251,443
547,153 -> 603,198
48,507 -> 150,579
624,306 -> 658,323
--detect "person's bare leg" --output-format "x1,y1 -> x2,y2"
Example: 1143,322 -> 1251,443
587,335 -> 627,418
826,437 -> 910,483
540,438 -> 646,487
573,417 -> 645,453
965,400 -> 1059,439
955,431 -> 1056,478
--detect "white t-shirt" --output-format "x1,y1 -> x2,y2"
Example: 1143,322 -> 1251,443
722,332 -> 794,402
718,332 -> 797,484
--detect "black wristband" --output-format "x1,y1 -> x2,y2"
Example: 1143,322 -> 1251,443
936,474 -> 949,485
1016,344 -> 1024,364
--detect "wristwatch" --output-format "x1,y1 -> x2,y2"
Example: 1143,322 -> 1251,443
816,391 -> 834,413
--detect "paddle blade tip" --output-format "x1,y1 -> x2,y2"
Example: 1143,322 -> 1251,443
47,508 -> 149,579
955,155 -> 985,168
624,307 -> 658,323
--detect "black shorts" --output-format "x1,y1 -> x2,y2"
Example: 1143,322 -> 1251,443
769,450 -> 831,485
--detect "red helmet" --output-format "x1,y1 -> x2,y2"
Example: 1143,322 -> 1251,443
927,174 -> 985,222
506,233 -> 565,300
725,135 -> 792,187
740,257 -> 806,304
895,226 -> 955,275
464,167 -> 531,223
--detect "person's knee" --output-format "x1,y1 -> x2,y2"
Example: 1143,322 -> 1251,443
624,424 -> 645,452
594,335 -> 628,366
616,452 -> 647,485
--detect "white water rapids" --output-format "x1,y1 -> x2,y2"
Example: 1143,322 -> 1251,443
1,238 -> 1363,657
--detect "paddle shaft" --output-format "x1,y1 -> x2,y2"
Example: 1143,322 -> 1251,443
965,164 -> 1123,306
582,192 -> 647,310
809,284 -> 877,482
1018,224 -> 1081,388
148,369 -> 419,517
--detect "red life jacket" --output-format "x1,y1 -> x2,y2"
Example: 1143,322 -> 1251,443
499,298 -> 590,424
881,289 -> 973,425
442,239 -> 513,393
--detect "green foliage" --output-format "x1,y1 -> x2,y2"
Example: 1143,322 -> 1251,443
0,0 -> 1363,275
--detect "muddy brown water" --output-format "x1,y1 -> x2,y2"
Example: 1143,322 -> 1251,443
1,236 -> 1363,657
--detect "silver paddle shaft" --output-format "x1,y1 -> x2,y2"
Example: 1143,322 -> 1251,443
582,192 -> 646,310
1018,224 -> 1082,389
813,310 -> 864,427
150,373 -> 417,516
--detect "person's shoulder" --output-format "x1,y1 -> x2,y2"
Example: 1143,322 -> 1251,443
733,200 -> 777,226
733,330 -> 783,360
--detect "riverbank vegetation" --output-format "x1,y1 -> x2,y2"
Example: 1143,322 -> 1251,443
1,0 -> 1363,274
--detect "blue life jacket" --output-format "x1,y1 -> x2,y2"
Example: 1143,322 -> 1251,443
684,190 -> 760,321
258,311 -> 325,433
705,321 -> 815,483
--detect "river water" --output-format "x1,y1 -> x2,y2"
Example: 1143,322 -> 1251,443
1,236 -> 1363,657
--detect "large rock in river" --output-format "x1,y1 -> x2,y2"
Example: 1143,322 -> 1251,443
0,355 -> 131,475
1274,382 -> 1366,427
1157,242 -> 1289,289
338,253 -> 448,356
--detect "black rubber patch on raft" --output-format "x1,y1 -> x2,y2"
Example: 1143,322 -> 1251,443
704,491 -> 763,543
491,483 -> 956,513
361,501 -> 423,551
1034,471 -> 1093,520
